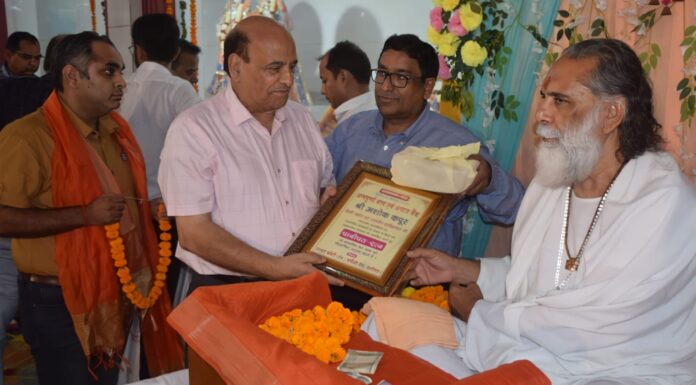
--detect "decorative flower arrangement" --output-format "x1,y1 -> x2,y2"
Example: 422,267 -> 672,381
427,0 -> 521,122
104,203 -> 172,310
259,301 -> 364,364
401,285 -> 450,311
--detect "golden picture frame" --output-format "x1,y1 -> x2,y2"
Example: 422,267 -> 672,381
286,161 -> 456,297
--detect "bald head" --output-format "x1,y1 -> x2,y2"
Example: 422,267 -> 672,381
223,16 -> 294,75
224,15 -> 298,117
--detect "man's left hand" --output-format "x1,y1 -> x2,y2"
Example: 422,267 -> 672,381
320,185 -> 337,205
462,154 -> 492,196
448,281 -> 483,322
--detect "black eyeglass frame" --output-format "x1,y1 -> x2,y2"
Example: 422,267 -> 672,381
370,69 -> 423,88
12,51 -> 43,61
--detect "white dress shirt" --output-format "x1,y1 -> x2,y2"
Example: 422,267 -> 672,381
159,87 -> 335,275
119,61 -> 200,199
334,91 -> 376,124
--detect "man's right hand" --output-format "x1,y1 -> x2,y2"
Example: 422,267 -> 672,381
86,193 -> 126,225
407,248 -> 456,285
271,252 -> 344,286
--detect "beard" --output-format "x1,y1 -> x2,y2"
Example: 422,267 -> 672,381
534,105 -> 602,188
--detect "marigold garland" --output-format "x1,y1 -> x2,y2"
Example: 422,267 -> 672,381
165,0 -> 175,16
189,0 -> 197,45
89,0 -> 97,32
259,302 -> 364,364
104,203 -> 172,310
401,285 -> 449,311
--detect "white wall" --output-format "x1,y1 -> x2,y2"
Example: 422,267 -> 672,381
5,0 -> 107,75
195,0 -> 430,106
5,0 -> 430,104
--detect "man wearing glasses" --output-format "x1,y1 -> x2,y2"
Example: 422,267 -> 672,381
325,34 -> 524,307
1,31 -> 41,79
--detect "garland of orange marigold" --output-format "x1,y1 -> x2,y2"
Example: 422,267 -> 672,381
401,285 -> 449,311
165,0 -> 175,16
189,0 -> 197,45
259,302 -> 365,364
104,203 -> 172,310
89,0 -> 97,32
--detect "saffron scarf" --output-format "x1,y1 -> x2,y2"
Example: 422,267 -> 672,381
42,91 -> 183,375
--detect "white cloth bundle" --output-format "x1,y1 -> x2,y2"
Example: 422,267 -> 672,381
390,143 -> 480,193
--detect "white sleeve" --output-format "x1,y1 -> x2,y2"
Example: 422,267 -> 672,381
476,256 -> 510,301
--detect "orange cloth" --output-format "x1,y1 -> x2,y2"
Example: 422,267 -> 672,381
168,272 -> 456,385
362,297 -> 459,350
42,91 -> 183,375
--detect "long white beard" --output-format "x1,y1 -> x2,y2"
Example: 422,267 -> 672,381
535,106 -> 602,188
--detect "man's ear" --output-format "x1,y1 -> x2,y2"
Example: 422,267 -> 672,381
227,54 -> 242,81
62,64 -> 81,89
423,77 -> 436,99
603,100 -> 625,135
338,69 -> 348,84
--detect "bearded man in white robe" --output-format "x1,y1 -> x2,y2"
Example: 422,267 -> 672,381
363,38 -> 696,385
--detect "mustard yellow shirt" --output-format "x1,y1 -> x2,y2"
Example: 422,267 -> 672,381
0,102 -> 139,275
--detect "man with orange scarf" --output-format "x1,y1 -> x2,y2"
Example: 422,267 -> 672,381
0,32 -> 182,385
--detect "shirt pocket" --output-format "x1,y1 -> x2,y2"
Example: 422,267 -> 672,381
291,159 -> 320,207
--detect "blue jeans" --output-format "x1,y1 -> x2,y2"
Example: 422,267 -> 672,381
0,238 -> 17,385
18,275 -> 119,385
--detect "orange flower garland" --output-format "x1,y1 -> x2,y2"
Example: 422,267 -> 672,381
190,0 -> 197,45
401,285 -> 449,311
165,0 -> 175,16
104,203 -> 172,310
89,0 -> 97,32
259,302 -> 362,363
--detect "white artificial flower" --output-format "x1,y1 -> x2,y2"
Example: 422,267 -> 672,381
595,0 -> 607,11
567,15 -> 586,29
569,0 -> 583,9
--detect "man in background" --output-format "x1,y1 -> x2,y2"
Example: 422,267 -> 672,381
0,34 -> 65,384
318,40 -> 374,134
0,31 -> 41,79
119,14 -> 200,300
171,38 -> 200,86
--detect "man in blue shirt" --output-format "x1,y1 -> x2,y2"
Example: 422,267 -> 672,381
326,34 -> 524,259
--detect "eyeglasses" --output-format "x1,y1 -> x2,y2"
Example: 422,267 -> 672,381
371,69 -> 421,88
13,51 -> 43,61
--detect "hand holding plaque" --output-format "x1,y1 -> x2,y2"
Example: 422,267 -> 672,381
286,162 -> 456,296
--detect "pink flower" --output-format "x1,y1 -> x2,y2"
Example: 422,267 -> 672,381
661,0 -> 671,5
448,9 -> 468,37
430,7 -> 444,32
438,55 -> 452,80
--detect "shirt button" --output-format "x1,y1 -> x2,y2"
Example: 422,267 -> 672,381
285,200 -> 289,205
383,145 -> 389,151
277,168 -> 281,174
292,232 -> 296,237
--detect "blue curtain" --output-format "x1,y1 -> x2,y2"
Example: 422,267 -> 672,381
459,0 -> 561,259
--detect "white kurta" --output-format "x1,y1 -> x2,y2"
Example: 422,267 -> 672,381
467,151 -> 696,384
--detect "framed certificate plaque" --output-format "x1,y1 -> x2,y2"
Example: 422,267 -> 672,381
285,162 -> 456,296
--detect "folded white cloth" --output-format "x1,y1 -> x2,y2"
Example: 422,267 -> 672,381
390,144 -> 480,193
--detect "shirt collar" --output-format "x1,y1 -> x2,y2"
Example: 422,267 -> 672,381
223,86 -> 287,129
368,101 -> 431,140
334,91 -> 372,121
59,97 -> 119,138
133,61 -> 171,78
